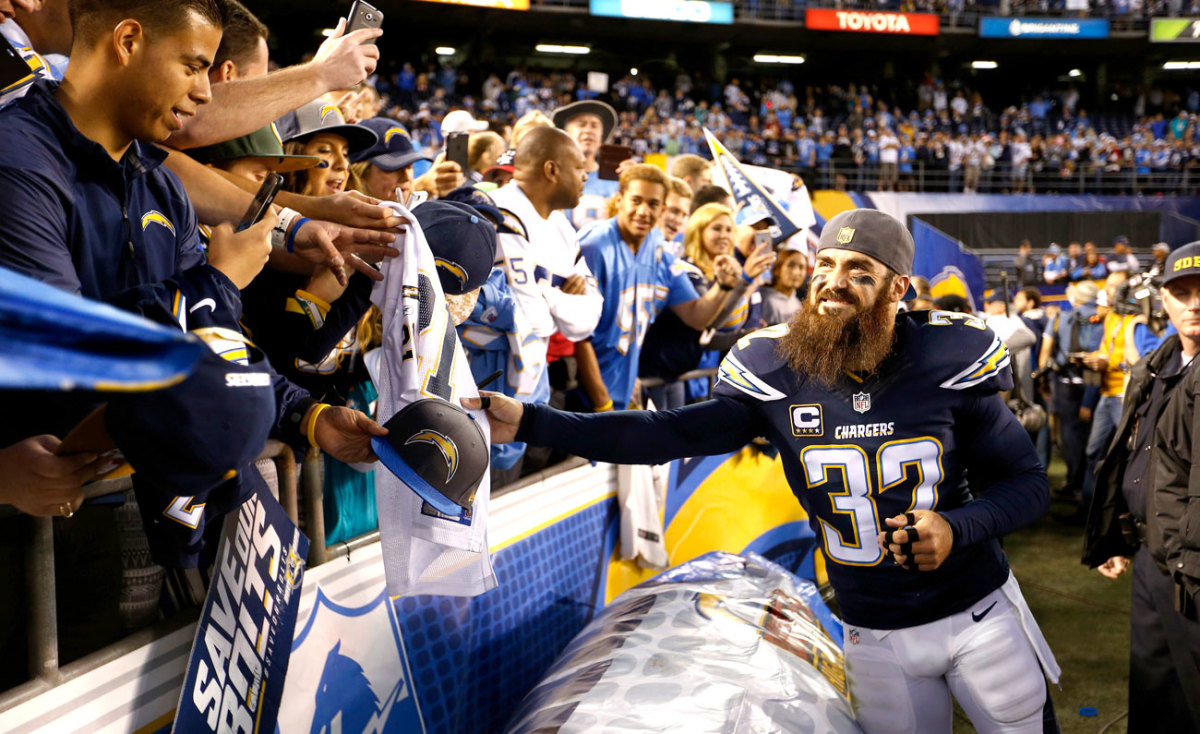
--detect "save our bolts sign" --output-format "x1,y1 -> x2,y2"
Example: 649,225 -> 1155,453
173,481 -> 309,734
805,8 -> 939,35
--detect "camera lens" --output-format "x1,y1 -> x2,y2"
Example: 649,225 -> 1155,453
366,12 -> 374,19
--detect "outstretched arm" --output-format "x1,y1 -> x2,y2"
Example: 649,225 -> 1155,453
462,393 -> 764,465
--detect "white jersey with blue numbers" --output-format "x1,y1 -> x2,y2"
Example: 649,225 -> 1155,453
578,218 -> 699,410
370,202 -> 496,598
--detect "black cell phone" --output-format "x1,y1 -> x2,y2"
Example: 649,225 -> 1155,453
598,144 -> 632,181
236,173 -> 284,232
446,131 -> 469,173
0,37 -> 32,92
346,0 -> 384,44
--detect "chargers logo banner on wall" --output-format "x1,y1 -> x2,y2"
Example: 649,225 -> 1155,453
173,481 -> 308,733
704,128 -> 802,246
910,217 -> 986,310
279,588 -> 424,733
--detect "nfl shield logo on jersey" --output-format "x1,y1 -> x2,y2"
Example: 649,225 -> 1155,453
848,629 -> 860,645
852,392 -> 871,413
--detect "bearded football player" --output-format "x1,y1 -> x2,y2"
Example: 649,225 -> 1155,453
467,208 -> 1059,734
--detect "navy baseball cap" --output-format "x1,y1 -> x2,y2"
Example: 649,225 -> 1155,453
351,117 -> 431,170
276,101 -> 378,156
1162,241 -> 1200,287
372,399 -> 489,517
440,185 -> 523,235
818,209 -> 917,300
414,200 -> 498,294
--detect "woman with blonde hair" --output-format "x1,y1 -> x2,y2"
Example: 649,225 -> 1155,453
638,202 -> 774,409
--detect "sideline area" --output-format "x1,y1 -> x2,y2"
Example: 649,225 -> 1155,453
961,458 -> 1131,734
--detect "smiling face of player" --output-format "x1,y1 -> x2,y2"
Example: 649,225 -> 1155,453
779,247 -> 906,384
807,248 -> 907,320
300,133 -> 351,196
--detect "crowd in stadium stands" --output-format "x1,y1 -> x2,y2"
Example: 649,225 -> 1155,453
371,64 -> 1200,195
4,1 -> 1200,719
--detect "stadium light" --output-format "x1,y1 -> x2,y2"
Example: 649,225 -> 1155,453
753,54 -> 805,65
1068,68 -> 1082,77
1163,61 -> 1200,70
971,60 -> 998,70
536,44 -> 590,55
631,67 -> 638,76
435,47 -> 456,56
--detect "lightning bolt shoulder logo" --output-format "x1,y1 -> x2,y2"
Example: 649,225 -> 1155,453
716,353 -> 788,401
405,429 -> 460,482
940,333 -> 1011,390
141,210 -> 176,237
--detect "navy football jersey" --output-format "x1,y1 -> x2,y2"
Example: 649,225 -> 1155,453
712,310 -> 1043,629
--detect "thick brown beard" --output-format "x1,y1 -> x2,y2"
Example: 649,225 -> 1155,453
778,277 -> 898,386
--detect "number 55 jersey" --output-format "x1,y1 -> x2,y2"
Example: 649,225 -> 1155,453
712,310 -> 1048,629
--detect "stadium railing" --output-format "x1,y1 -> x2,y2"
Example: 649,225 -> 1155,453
798,160 -> 1200,195
0,440 -> 297,712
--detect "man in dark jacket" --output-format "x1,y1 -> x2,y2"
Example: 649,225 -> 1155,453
1082,241 -> 1200,732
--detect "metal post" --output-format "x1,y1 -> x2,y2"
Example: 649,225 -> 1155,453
273,443 -> 299,525
302,448 -> 327,567
27,516 -> 60,684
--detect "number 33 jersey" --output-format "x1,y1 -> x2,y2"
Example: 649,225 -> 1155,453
713,310 -> 1048,629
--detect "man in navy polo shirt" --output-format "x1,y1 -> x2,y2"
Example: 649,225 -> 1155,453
0,0 -> 384,560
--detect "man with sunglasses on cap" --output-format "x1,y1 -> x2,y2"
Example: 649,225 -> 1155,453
1084,241 -> 1200,732
469,208 -> 1060,734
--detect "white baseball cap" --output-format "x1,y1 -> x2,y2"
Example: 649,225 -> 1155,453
441,110 -> 488,135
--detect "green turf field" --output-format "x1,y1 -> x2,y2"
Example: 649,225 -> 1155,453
952,460 -> 1132,734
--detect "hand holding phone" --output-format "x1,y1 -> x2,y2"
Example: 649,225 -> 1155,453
346,0 -> 384,45
446,131 -> 469,173
236,173 -> 284,232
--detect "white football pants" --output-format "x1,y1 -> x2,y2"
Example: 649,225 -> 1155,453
843,573 -> 1060,734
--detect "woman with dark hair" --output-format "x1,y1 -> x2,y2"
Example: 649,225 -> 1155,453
760,248 -> 807,326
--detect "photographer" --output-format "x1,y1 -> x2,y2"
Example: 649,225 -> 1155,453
1039,281 -> 1104,503
1083,242 -> 1200,733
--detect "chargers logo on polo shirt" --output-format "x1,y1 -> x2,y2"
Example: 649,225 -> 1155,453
141,210 -> 176,236
405,429 -> 460,481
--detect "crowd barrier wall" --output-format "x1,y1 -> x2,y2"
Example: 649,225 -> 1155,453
0,446 -> 820,733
